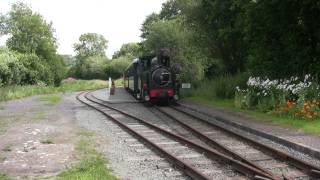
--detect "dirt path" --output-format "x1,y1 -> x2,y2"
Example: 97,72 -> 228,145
0,93 -> 79,179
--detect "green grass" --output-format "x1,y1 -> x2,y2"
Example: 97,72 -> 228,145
58,130 -> 117,180
0,79 -> 107,102
186,96 -> 320,136
39,95 -> 62,104
0,172 -> 11,180
2,144 -> 12,152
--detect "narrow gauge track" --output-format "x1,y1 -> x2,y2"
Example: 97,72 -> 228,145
82,91 -> 285,180
151,105 -> 320,180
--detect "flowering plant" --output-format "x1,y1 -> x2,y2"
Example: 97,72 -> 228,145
235,75 -> 320,119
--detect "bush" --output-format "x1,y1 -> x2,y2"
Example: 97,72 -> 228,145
0,50 -> 26,86
183,73 -> 249,100
0,48 -> 57,86
18,53 -> 54,85
105,57 -> 131,79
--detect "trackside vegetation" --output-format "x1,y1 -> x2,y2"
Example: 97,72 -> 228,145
0,80 -> 106,102
183,74 -> 320,135
135,0 -> 320,133
58,130 -> 117,180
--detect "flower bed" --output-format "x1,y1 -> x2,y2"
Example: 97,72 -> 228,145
235,75 -> 320,120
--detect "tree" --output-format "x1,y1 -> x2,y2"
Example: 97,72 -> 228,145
112,42 -> 140,59
0,2 -> 66,86
80,56 -> 108,80
141,17 -> 208,81
159,0 -> 181,20
1,3 -> 57,56
73,33 -> 108,78
246,0 -> 320,78
178,0 -> 249,74
141,13 -> 161,39
73,33 -> 108,59
105,57 -> 131,79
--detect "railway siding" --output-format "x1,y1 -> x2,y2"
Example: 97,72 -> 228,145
177,101 -> 320,159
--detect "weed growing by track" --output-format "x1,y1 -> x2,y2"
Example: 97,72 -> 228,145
0,79 -> 107,102
58,130 -> 117,180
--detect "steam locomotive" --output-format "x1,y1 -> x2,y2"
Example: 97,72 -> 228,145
123,49 -> 179,103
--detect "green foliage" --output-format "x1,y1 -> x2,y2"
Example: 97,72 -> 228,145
184,73 -> 248,100
234,87 -> 286,112
246,0 -> 320,78
0,48 -> 54,86
141,13 -> 161,39
112,43 -> 140,59
105,57 -> 131,79
72,33 -> 108,79
78,56 -> 108,80
178,0 -> 249,75
141,17 -> 208,81
74,33 -> 108,59
159,0 -> 181,20
0,2 -> 66,86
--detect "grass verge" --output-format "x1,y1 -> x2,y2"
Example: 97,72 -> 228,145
185,97 -> 320,136
58,130 -> 117,180
0,79 -> 107,102
0,173 -> 11,180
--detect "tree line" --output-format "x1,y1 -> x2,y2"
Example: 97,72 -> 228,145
1,1 -> 319,87
139,0 -> 320,81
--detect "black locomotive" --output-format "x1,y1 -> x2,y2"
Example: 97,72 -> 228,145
124,49 -> 179,103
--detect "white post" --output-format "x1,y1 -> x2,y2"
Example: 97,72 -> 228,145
108,77 -> 112,88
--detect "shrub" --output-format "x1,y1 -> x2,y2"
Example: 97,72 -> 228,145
183,73 -> 249,100
105,57 -> 131,79
0,48 -> 65,86
0,49 -> 26,86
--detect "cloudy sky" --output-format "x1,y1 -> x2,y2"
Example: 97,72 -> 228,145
0,0 -> 166,58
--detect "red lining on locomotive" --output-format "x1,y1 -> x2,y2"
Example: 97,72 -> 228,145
149,88 -> 174,98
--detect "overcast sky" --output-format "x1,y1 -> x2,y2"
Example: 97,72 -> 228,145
0,0 -> 166,58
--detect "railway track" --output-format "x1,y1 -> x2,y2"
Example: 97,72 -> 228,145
78,90 -> 320,179
78,91 -> 280,180
150,105 -> 320,180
